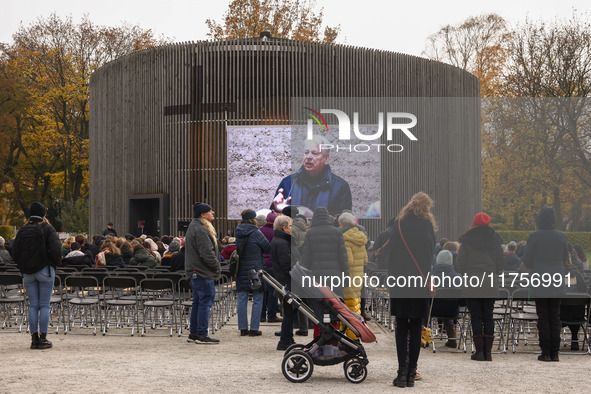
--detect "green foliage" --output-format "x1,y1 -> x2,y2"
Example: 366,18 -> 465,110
0,225 -> 14,241
496,231 -> 531,244
497,230 -> 591,251
55,198 -> 89,234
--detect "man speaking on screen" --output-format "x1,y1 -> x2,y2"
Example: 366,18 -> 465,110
272,134 -> 352,217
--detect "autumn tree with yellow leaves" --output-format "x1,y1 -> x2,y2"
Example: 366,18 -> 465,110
206,0 -> 340,43
0,14 -> 164,228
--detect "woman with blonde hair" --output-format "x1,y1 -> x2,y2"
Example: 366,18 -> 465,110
389,192 -> 436,388
61,236 -> 75,257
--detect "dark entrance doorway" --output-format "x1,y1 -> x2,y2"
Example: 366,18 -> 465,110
129,194 -> 169,237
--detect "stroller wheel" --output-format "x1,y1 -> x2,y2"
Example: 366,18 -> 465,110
282,350 -> 314,383
344,358 -> 367,384
284,343 -> 305,356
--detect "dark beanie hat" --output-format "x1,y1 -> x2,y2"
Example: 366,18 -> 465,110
241,210 -> 257,220
473,212 -> 491,227
193,202 -> 212,218
281,206 -> 299,218
29,202 -> 47,218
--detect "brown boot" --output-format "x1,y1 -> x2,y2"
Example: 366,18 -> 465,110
483,335 -> 494,361
444,323 -> 457,348
471,335 -> 485,361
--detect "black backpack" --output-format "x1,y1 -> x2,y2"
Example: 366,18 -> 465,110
12,223 -> 48,274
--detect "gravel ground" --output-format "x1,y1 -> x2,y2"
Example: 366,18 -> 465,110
1,313 -> 589,393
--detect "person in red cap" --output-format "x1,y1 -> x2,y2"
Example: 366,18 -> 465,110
456,212 -> 505,361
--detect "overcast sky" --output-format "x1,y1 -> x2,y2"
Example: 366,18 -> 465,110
2,0 -> 587,56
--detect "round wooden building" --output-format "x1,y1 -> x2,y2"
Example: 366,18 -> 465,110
89,35 -> 480,239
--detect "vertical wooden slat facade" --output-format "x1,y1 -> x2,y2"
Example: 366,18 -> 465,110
89,37 -> 480,240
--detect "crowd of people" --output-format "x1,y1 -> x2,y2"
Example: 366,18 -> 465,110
2,196 -> 589,388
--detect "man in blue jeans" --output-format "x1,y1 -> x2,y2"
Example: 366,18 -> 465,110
185,202 -> 221,344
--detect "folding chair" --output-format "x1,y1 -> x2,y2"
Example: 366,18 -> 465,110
82,267 -> 108,274
115,267 -> 139,272
560,293 -> 591,354
67,265 -> 90,272
102,276 -> 140,336
428,287 -> 464,353
490,288 -> 511,353
0,273 -> 26,333
114,271 -> 147,283
215,275 -> 228,330
151,266 -> 172,272
139,278 -> 178,337
507,288 -> 539,353
56,266 -> 78,273
65,275 -> 102,335
179,277 -> 227,336
179,278 -> 193,336
49,275 -> 66,334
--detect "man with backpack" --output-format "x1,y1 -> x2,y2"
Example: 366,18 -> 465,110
11,202 -> 62,350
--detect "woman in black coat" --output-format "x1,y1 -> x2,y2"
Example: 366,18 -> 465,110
523,206 -> 568,361
300,207 -> 349,343
388,192 -> 436,388
300,207 -> 349,297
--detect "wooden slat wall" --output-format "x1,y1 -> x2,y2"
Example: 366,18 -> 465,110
89,38 -> 480,241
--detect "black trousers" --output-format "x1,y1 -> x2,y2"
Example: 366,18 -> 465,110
466,298 -> 495,336
535,298 -> 561,351
395,317 -> 422,370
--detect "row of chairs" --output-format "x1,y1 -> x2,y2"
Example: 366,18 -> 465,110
0,270 -> 237,338
365,270 -> 591,355
0,263 -> 176,273
57,265 -> 176,272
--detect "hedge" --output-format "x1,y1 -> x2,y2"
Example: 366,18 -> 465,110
497,230 -> 591,251
0,225 -> 14,242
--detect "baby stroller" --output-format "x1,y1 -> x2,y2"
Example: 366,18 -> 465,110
250,264 -> 376,383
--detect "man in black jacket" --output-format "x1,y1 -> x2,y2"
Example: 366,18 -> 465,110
271,215 -> 302,350
103,222 -> 117,237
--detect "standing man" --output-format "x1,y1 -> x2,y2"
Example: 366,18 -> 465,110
185,202 -> 221,344
103,222 -> 117,237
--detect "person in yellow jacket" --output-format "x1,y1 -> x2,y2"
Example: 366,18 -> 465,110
338,212 -> 368,339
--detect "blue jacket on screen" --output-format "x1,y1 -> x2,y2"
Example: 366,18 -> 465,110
272,165 -> 352,216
